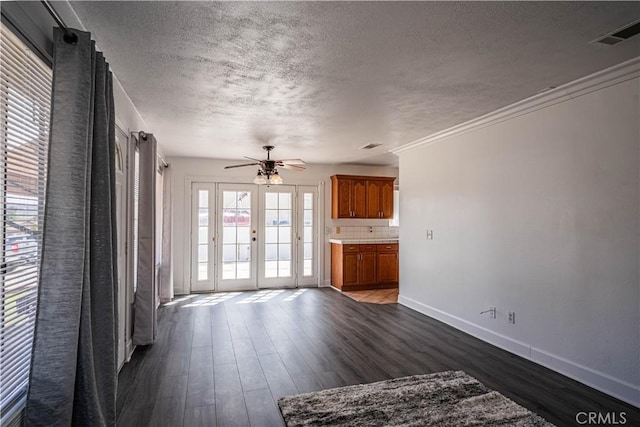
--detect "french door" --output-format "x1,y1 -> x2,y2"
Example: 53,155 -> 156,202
190,183 -> 317,292
218,184 -> 258,291
258,185 -> 296,288
190,183 -> 217,292
297,186 -> 318,287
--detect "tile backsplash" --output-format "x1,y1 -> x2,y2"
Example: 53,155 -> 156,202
331,226 -> 399,239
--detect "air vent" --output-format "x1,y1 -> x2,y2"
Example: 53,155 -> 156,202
596,36 -> 625,46
594,19 -> 640,46
360,143 -> 382,150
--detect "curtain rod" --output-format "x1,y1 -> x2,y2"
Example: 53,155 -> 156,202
132,131 -> 169,168
40,1 -> 78,44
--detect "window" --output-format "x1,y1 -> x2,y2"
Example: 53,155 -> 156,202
389,189 -> 400,227
132,148 -> 139,292
0,23 -> 52,421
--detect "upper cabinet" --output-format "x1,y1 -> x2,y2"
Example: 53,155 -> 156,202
366,179 -> 394,219
333,176 -> 367,218
331,175 -> 395,219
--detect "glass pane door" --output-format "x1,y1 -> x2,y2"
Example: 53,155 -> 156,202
218,184 -> 257,291
298,186 -> 318,286
258,185 -> 296,288
191,183 -> 216,292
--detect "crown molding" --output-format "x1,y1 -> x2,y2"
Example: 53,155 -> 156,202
391,57 -> 640,155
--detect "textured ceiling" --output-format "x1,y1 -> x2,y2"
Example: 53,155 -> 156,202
69,1 -> 640,165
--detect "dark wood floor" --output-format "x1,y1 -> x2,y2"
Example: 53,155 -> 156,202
116,288 -> 639,426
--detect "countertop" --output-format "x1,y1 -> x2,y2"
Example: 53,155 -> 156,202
329,238 -> 399,244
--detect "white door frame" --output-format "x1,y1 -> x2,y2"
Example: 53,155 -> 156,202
217,183 -> 258,291
187,182 -> 320,292
258,185 -> 297,289
115,125 -> 132,368
297,186 -> 319,287
190,182 -> 217,292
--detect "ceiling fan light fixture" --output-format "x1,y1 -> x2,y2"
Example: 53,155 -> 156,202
253,170 -> 268,185
224,145 -> 301,184
269,170 -> 283,185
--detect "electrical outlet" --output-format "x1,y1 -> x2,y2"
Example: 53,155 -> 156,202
508,312 -> 516,324
426,229 -> 433,240
336,226 -> 341,234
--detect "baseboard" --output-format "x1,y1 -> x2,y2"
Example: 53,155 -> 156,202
529,347 -> 639,408
339,283 -> 399,292
398,295 -> 531,358
398,294 -> 640,408
321,279 -> 331,287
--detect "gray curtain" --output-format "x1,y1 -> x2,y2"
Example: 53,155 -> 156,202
25,28 -> 117,426
132,133 -> 157,345
160,165 -> 173,303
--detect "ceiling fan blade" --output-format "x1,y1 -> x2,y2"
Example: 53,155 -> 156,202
277,159 -> 306,165
224,162 -> 260,169
244,156 -> 263,162
280,164 -> 305,171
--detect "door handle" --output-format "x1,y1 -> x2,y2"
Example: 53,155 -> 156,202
252,237 -> 256,241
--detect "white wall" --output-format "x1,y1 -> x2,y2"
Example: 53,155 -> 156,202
396,65 -> 639,405
165,157 -> 398,295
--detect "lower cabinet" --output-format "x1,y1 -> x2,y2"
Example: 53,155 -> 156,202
331,243 -> 399,291
377,249 -> 399,284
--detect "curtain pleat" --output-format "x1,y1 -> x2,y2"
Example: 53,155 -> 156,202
132,133 -> 157,345
25,28 -> 117,426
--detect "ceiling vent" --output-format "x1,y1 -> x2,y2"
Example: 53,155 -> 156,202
593,19 -> 640,46
360,143 -> 382,150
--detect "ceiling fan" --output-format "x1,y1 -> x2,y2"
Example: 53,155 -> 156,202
224,145 -> 306,185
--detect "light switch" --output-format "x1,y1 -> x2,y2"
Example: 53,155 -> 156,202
426,229 -> 433,240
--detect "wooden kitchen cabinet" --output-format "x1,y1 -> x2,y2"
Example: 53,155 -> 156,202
332,176 -> 367,218
359,245 -> 377,286
342,252 -> 359,286
366,179 -> 394,219
376,243 -> 399,284
331,243 -> 399,291
331,175 -> 395,219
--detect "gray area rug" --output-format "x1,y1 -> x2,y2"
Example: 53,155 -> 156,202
278,370 -> 555,426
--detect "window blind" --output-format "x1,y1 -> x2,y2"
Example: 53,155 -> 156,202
133,148 -> 139,292
0,23 -> 52,422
